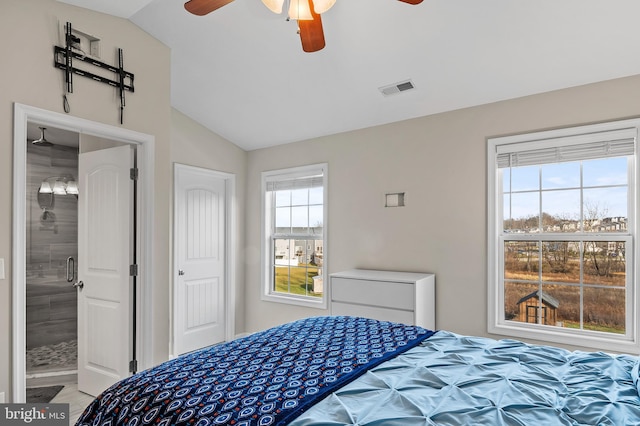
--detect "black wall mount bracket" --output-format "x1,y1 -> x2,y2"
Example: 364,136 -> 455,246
54,22 -> 135,124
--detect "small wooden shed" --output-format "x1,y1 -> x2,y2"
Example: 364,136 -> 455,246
516,290 -> 559,325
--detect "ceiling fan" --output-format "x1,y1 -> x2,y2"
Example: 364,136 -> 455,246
184,0 -> 423,53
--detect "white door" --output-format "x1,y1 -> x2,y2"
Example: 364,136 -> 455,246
77,145 -> 133,396
174,164 -> 226,355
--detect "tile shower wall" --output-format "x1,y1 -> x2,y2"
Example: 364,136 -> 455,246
26,143 -> 78,371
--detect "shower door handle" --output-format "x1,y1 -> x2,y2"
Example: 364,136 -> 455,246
66,256 -> 75,283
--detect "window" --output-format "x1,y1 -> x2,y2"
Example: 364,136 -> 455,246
488,119 -> 639,352
261,164 -> 328,308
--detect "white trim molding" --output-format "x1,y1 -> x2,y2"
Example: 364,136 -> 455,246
260,163 -> 329,309
487,118 -> 640,353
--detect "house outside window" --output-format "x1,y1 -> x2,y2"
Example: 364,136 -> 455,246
261,164 -> 328,308
487,119 -> 640,352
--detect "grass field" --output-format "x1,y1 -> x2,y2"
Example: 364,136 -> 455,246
274,264 -> 321,297
505,270 -> 625,334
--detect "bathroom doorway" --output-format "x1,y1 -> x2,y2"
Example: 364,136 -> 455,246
24,123 -> 136,401
13,103 -> 155,404
25,124 -> 80,400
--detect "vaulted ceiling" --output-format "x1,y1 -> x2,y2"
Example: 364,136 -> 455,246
57,0 -> 640,150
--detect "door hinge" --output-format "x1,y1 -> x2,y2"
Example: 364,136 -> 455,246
130,264 -> 138,276
129,359 -> 138,373
130,167 -> 139,180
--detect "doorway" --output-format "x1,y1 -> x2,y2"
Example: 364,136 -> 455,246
24,124 -> 80,399
12,103 -> 155,403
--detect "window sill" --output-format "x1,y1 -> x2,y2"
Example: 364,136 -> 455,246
261,292 -> 328,310
489,321 -> 639,353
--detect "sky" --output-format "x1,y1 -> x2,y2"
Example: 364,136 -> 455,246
503,157 -> 628,221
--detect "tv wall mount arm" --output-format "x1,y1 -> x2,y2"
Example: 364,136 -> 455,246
54,22 -> 135,124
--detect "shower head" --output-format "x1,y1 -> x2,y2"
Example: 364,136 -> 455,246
31,127 -> 54,147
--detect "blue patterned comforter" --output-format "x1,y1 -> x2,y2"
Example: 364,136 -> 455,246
75,316 -> 433,426
291,330 -> 640,425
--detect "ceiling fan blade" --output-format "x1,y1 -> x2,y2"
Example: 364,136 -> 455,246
298,0 -> 325,52
184,0 -> 234,16
398,0 -> 423,4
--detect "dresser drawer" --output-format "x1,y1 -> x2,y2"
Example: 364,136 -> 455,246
331,277 -> 414,310
331,302 -> 414,324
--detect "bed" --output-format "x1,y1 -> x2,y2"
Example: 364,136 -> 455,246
76,316 -> 640,425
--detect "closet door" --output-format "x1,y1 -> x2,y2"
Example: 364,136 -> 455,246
173,164 -> 227,356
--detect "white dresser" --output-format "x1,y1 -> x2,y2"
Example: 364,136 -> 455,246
330,269 -> 435,329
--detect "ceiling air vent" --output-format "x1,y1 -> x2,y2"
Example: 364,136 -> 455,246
379,79 -> 416,97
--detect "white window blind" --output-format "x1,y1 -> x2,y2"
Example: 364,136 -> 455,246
496,128 -> 636,168
265,175 -> 324,191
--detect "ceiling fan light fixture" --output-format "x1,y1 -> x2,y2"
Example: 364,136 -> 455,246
186,0 -> 423,53
288,0 -> 313,20
261,0 -> 285,14
313,0 -> 336,14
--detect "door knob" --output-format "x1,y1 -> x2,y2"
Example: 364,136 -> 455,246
178,270 -> 185,276
73,280 -> 84,289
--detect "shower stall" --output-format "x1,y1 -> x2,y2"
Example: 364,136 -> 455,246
26,128 -> 79,378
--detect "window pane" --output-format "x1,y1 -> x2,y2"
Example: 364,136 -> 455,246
504,240 -> 627,332
583,241 -> 626,286
309,187 -> 323,205
505,192 -> 539,232
541,162 -> 580,189
274,239 -> 294,266
583,157 -> 627,187
541,241 -> 579,283
503,168 -> 511,193
309,205 -> 323,233
291,189 -> 309,206
542,284 -> 579,328
511,165 -> 539,192
291,206 -> 308,229
275,190 -> 291,207
504,281 -> 538,322
583,187 -> 627,227
275,207 -> 291,234
273,238 -> 322,298
504,241 -> 540,282
584,286 -> 625,334
541,189 -> 580,225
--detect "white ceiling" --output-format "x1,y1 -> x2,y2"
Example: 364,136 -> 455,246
57,0 -> 640,151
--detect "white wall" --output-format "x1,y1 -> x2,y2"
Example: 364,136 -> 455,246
244,74 -> 640,350
0,0 -> 245,402
170,109 -> 247,333
0,0 -> 170,401
4,0 -> 640,405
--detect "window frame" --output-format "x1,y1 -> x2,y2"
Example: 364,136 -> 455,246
487,119 -> 640,352
261,163 -> 328,309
